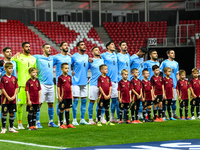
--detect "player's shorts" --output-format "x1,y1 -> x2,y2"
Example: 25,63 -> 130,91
2,104 -> 17,114
190,97 -> 200,106
130,100 -> 140,111
142,100 -> 153,107
17,86 -> 27,104
179,99 -> 188,107
119,103 -> 130,110
59,99 -> 72,110
41,84 -> 55,103
72,85 -> 87,98
172,88 -> 177,101
165,99 -> 172,106
89,86 -> 99,100
98,99 -> 110,109
111,82 -> 118,98
26,104 -> 39,112
154,95 -> 163,104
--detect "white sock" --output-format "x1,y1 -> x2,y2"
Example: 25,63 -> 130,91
49,120 -> 53,123
36,121 -> 40,124
111,113 -> 114,120
101,114 -> 104,120
18,123 -> 22,126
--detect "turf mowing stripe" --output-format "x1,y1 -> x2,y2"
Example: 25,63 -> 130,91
0,139 -> 68,149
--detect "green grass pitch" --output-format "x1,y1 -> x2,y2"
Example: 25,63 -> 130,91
0,86 -> 200,150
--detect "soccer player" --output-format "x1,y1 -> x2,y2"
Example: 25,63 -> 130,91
160,50 -> 179,119
118,69 -> 131,124
72,41 -> 89,125
53,42 -> 72,126
151,65 -> 165,122
101,41 -> 119,123
88,46 -> 105,125
57,63 -> 76,129
176,70 -> 190,120
34,43 -> 58,128
25,67 -> 41,130
1,62 -> 18,134
189,68 -> 200,120
144,49 -> 160,80
163,67 -> 176,121
130,68 -> 143,124
141,69 -> 154,122
97,64 -> 115,126
11,42 -> 37,129
117,41 -> 130,82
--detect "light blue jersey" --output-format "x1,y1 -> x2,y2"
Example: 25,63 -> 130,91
160,59 -> 179,88
144,60 -> 160,80
89,58 -> 104,86
130,54 -> 144,80
0,60 -> 17,78
101,52 -> 118,82
71,53 -> 89,85
34,55 -> 54,85
117,53 -> 130,81
53,53 -> 71,83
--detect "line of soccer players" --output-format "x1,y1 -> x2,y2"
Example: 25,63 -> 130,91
0,40 -> 200,133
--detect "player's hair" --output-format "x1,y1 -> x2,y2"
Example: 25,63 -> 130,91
4,62 -> 13,69
152,65 -> 159,71
60,41 -> 67,47
192,68 -> 199,73
179,69 -> 186,75
76,41 -> 84,47
2,47 -> 11,53
139,46 -> 148,53
28,67 -> 37,74
119,41 -> 127,47
149,49 -> 157,55
121,69 -> 128,75
61,63 -> 69,68
166,49 -> 174,55
22,42 -> 30,48
106,41 -> 114,49
99,64 -> 107,71
163,67 -> 171,73
91,46 -> 98,52
142,69 -> 149,74
42,43 -> 50,49
131,68 -> 138,74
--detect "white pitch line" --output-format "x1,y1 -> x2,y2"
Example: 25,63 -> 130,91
0,139 -> 68,149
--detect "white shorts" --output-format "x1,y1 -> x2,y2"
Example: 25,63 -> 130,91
41,84 -> 55,103
72,85 -> 87,98
173,88 -> 177,101
89,86 -> 99,100
111,82 -> 118,98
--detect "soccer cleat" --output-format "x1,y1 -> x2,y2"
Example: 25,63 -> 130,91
180,117 -> 186,120
163,117 -> 167,121
136,120 -> 143,123
173,114 -> 179,119
67,124 -> 76,128
97,121 -> 102,126
80,119 -> 90,125
36,122 -> 43,129
33,126 -> 38,130
106,121 -> 115,125
9,127 -> 18,133
89,120 -> 96,125
159,118 -> 165,122
1,128 -> 7,134
185,117 -> 191,120
197,116 -> 200,119
118,121 -> 123,124
132,120 -> 138,124
148,119 -> 154,122
110,119 -> 118,123
143,119 -> 149,123
101,119 -> 107,124
72,120 -> 79,126
154,118 -> 161,122
29,126 -> 34,130
60,124 -> 67,129
191,116 -> 196,120
13,126 -> 18,130
18,124 -> 25,130
126,120 -> 132,124
48,122 -> 59,127
169,117 -> 176,121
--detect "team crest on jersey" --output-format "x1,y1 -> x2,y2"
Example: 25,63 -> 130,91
171,81 -> 172,84
107,79 -> 109,83
160,78 -> 162,81
199,81 -> 200,84
69,78 -> 71,82
13,79 -> 15,84
5,81 -> 8,83
36,82 -> 39,87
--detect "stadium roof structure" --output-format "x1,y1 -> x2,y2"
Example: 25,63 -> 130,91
0,0 -> 186,11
